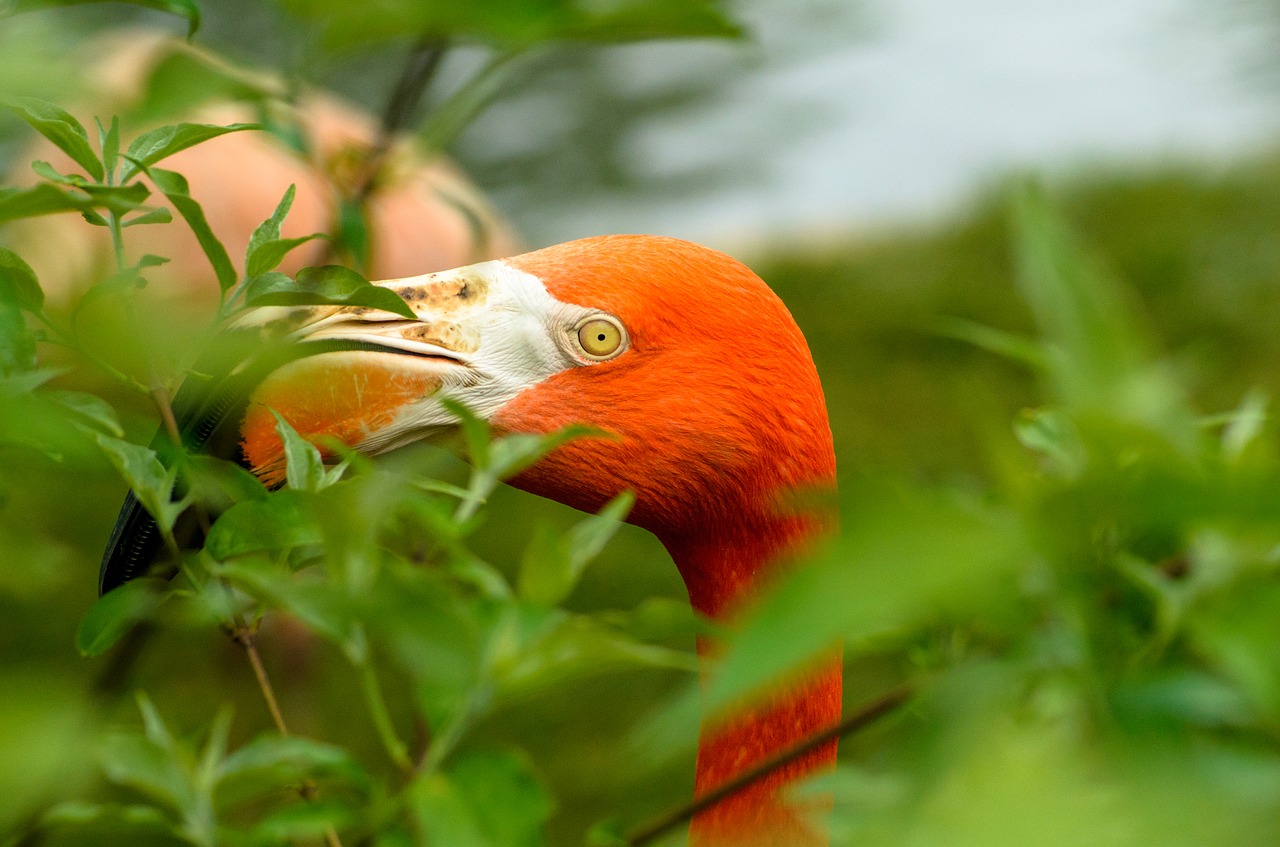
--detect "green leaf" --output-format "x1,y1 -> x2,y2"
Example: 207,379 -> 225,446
3,95 -> 103,181
120,121 -> 258,182
243,265 -> 417,319
5,0 -> 201,37
46,390 -> 123,435
272,409 -> 326,492
205,490 -> 322,559
98,733 -> 194,815
120,206 -> 173,227
75,578 -> 164,656
183,454 -> 268,511
0,301 -> 36,377
0,247 -> 42,312
518,491 -> 634,606
96,115 -> 120,176
245,235 -> 324,280
244,184 -> 297,271
0,183 -> 90,222
149,166 -> 236,292
410,749 -> 551,847
93,433 -> 188,535
219,735 -> 370,792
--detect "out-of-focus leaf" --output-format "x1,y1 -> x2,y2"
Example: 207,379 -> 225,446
217,735 -> 370,808
409,748 -> 551,847
249,798 -> 359,841
5,0 -> 202,37
0,301 -> 36,376
46,390 -> 123,435
3,95 -> 103,180
518,491 -> 634,606
272,409 -> 326,492
93,434 -> 188,535
242,265 -> 416,319
183,454 -> 268,512
0,246 -> 42,311
119,122 -> 257,182
75,578 -> 164,657
292,0 -> 743,50
98,732 -> 194,815
1014,408 -> 1085,477
205,490 -> 321,558
706,481 -> 1030,715
149,166 -> 237,292
1011,185 -> 1194,446
0,183 -> 91,222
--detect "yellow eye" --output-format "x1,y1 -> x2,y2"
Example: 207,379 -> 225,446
577,317 -> 625,359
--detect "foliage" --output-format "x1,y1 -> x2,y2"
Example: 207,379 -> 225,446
4,1 -> 1280,846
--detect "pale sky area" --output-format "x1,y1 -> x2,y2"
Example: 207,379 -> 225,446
540,0 -> 1280,249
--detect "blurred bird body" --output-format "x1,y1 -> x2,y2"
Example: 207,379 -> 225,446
104,235 -> 839,846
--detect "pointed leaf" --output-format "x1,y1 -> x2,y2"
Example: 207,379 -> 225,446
93,433 -> 186,534
121,206 -> 173,227
272,409 -> 326,492
3,96 -> 103,180
243,265 -> 416,319
244,184 -> 296,266
519,492 -> 634,606
120,121 -> 257,182
96,115 -> 120,176
149,166 -> 236,292
245,235 -> 323,279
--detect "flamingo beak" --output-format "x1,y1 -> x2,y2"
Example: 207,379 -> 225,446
232,260 -> 587,483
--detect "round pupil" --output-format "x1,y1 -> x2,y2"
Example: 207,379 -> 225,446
579,319 -> 621,357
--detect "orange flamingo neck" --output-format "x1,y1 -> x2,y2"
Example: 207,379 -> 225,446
664,513 -> 841,847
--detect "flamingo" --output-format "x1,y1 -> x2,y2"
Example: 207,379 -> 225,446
101,234 -> 839,846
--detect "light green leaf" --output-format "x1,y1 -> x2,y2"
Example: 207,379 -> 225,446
271,409 -> 326,492
410,749 -> 551,847
149,166 -> 236,292
96,115 -> 120,176
0,246 -> 42,312
120,206 -> 173,227
3,95 -> 103,180
120,121 -> 257,182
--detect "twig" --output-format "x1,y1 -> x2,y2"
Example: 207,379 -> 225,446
231,622 -> 345,847
625,683 -> 915,847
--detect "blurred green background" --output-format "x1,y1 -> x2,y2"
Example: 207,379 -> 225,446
6,1 -> 1280,845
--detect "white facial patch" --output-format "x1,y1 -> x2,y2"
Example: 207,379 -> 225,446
273,260 -> 600,456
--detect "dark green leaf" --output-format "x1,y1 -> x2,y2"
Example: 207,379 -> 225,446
149,166 -> 236,292
0,247 -> 42,312
205,490 -> 322,558
3,95 -> 103,180
75,579 -> 164,657
243,265 -> 416,319
120,122 -> 258,182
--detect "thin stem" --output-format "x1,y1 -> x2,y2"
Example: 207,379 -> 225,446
625,683 -> 915,847
232,624 -> 291,737
360,660 -> 414,772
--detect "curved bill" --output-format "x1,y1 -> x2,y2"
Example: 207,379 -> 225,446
98,258 -> 576,595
